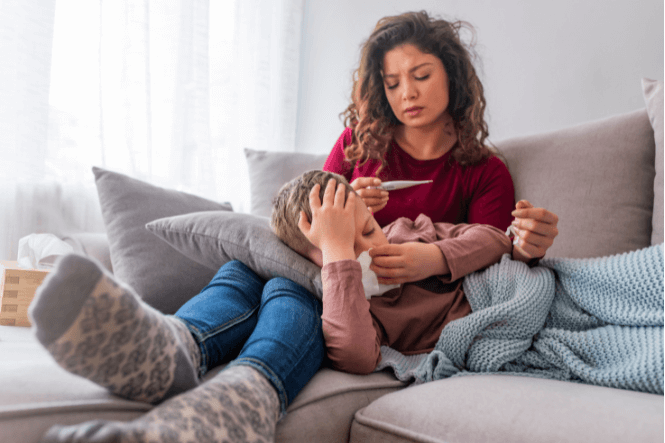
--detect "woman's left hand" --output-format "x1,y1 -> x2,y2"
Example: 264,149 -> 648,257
510,200 -> 559,262
368,242 -> 446,285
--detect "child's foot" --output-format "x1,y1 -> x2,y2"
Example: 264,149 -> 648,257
40,365 -> 280,443
29,254 -> 201,404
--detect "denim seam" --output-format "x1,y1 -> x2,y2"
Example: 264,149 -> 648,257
176,304 -> 260,377
250,290 -> 323,412
277,296 -> 323,392
228,357 -> 288,414
174,317 -> 210,377
197,304 -> 260,342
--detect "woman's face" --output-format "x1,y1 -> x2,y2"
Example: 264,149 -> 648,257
381,43 -> 450,129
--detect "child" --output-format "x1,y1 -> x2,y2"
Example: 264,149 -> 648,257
274,170 -> 664,395
271,170 -> 512,374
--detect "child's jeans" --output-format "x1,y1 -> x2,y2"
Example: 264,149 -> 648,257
174,260 -> 324,413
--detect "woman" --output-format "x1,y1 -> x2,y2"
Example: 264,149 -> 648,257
324,11 -> 559,284
36,11 -> 559,443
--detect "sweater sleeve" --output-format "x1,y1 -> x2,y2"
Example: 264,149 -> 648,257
466,156 -> 515,231
384,215 -> 512,282
323,127 -> 355,181
321,259 -> 382,374
432,222 -> 513,282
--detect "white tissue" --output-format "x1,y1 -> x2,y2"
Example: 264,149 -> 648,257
357,250 -> 400,299
17,233 -> 74,269
505,225 -> 520,245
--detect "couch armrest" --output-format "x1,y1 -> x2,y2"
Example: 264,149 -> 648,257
61,233 -> 113,274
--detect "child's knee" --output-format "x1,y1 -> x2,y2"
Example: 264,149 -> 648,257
262,278 -> 321,312
263,276 -> 302,295
205,261 -> 266,295
219,260 -> 249,273
216,260 -> 260,282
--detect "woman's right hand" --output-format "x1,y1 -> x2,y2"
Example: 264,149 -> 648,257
351,177 -> 389,213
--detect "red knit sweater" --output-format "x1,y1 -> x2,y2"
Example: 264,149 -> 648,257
323,127 -> 515,230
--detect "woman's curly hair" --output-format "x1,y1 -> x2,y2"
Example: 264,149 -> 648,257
341,11 -> 492,172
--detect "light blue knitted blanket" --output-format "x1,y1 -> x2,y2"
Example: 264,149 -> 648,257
379,244 -> 664,394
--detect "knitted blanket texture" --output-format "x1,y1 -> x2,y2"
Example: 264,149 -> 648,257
411,244 -> 664,394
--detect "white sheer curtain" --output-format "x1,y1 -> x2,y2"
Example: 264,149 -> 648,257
0,0 -> 304,261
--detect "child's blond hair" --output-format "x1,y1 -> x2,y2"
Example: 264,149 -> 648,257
271,170 -> 355,255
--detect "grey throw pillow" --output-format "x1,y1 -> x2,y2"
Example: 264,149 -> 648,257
245,148 -> 329,217
498,108 -> 656,259
642,78 -> 664,245
93,167 -> 233,313
146,211 -> 323,300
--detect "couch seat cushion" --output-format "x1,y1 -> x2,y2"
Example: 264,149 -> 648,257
351,374 -> 664,443
275,368 -> 406,442
0,326 -> 406,443
0,326 -> 153,442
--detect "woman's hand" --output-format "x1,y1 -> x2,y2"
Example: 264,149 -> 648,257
510,200 -> 559,262
351,177 -> 389,213
368,242 -> 447,285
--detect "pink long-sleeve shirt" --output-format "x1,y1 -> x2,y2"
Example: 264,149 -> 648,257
323,127 -> 515,231
320,214 -> 512,375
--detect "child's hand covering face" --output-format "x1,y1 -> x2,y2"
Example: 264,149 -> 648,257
298,179 -> 388,266
298,179 -> 357,262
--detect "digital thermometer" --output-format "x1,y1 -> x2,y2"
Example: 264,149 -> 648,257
375,180 -> 433,191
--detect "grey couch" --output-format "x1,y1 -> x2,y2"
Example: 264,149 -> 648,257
1,78 -> 663,443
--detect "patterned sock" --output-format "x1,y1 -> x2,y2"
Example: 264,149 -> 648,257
39,365 -> 280,443
29,253 -> 201,404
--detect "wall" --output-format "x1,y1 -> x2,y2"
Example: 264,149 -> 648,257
295,0 -> 664,154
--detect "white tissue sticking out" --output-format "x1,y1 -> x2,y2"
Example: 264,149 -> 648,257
357,250 -> 400,299
17,233 -> 74,269
505,225 -> 520,245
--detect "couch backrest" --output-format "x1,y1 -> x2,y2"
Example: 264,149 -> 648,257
497,108 -> 660,258
244,106 -> 662,260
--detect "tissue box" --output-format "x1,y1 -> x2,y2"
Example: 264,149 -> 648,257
0,261 -> 50,327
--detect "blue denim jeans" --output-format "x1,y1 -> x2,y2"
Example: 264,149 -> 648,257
174,260 -> 324,412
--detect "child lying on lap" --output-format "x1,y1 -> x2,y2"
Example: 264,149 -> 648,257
271,170 -> 512,374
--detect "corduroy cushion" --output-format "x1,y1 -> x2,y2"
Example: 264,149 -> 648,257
93,167 -> 233,313
498,108 -> 656,258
